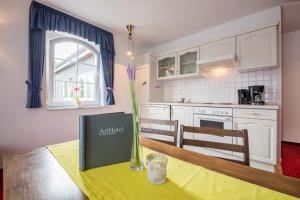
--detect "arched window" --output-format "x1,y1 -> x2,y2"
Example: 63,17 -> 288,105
46,31 -> 103,108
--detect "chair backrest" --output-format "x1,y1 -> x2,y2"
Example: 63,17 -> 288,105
179,125 -> 250,166
140,118 -> 178,146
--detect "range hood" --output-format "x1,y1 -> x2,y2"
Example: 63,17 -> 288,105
196,54 -> 237,68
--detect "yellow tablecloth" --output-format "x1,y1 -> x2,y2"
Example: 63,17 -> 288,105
48,140 -> 298,200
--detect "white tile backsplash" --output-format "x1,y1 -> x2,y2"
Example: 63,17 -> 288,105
164,68 -> 280,104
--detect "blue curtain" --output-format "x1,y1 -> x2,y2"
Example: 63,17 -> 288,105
26,29 -> 45,108
27,1 -> 115,108
101,47 -> 115,105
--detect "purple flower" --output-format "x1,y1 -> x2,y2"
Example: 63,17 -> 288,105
127,64 -> 136,81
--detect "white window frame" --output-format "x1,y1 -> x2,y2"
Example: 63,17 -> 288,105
46,35 -> 103,109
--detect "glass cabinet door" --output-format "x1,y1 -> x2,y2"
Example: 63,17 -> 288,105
178,47 -> 199,76
157,53 -> 177,79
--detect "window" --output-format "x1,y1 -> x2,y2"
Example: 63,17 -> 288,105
46,31 -> 103,108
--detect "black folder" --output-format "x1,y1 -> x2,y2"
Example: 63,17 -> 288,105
79,112 -> 133,171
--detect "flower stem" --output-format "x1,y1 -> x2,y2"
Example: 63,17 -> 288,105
129,81 -> 142,167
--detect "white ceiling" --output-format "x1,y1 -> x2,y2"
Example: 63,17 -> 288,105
39,0 -> 293,48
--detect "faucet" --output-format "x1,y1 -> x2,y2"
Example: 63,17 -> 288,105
178,98 -> 185,103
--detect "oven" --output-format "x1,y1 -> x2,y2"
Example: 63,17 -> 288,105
193,114 -> 233,130
190,107 -> 233,156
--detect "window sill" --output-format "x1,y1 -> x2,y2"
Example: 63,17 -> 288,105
46,105 -> 106,110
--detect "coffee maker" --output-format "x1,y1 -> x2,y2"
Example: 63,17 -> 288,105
238,89 -> 250,104
249,85 -> 265,105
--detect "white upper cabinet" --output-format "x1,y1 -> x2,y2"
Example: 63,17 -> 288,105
236,26 -> 277,71
157,53 -> 177,80
156,25 -> 278,80
200,37 -> 235,60
178,47 -> 200,78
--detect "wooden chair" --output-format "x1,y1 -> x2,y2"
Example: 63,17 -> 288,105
140,118 -> 179,146
179,125 -> 250,166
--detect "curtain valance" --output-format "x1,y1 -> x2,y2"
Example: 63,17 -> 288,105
29,1 -> 115,54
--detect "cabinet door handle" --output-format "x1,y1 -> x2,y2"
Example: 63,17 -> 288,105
241,112 -> 262,116
234,122 -> 254,129
242,122 -> 254,125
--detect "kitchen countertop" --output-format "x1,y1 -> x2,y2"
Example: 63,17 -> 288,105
145,102 -> 280,110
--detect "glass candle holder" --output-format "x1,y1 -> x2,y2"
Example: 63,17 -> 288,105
146,153 -> 168,184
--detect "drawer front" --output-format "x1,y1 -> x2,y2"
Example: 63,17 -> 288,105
233,109 -> 277,120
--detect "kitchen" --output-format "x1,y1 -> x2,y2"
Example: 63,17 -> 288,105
2,0 -> 300,199
134,9 -> 281,172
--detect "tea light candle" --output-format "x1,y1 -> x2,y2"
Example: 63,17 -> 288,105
146,153 -> 168,184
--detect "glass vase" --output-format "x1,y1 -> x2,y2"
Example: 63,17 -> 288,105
130,117 -> 144,171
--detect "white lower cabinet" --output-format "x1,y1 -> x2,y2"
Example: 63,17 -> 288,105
171,106 -> 193,126
141,104 -> 278,172
171,106 -> 193,146
140,104 -> 170,120
233,110 -> 277,172
140,104 -> 172,142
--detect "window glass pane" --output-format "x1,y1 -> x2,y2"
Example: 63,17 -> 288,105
54,59 -> 77,82
158,57 -> 176,78
54,59 -> 76,70
78,82 -> 96,101
47,30 -> 101,107
77,64 -> 97,84
179,51 -> 197,75
54,42 -> 77,62
78,44 -> 97,66
53,80 -> 75,102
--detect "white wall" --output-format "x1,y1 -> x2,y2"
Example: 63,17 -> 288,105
147,6 -> 282,105
282,29 -> 300,143
148,6 -> 281,55
0,0 -> 141,168
164,68 -> 280,104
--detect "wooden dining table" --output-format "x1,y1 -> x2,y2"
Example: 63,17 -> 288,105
3,137 -> 300,200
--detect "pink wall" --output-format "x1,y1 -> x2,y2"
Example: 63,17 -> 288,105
0,0 -> 133,168
282,29 -> 300,143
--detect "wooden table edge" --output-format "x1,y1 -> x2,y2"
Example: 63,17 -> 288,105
141,137 -> 300,198
4,138 -> 300,199
3,147 -> 88,200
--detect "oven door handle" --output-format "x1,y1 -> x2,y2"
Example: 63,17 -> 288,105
193,114 -> 232,122
199,117 -> 232,122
